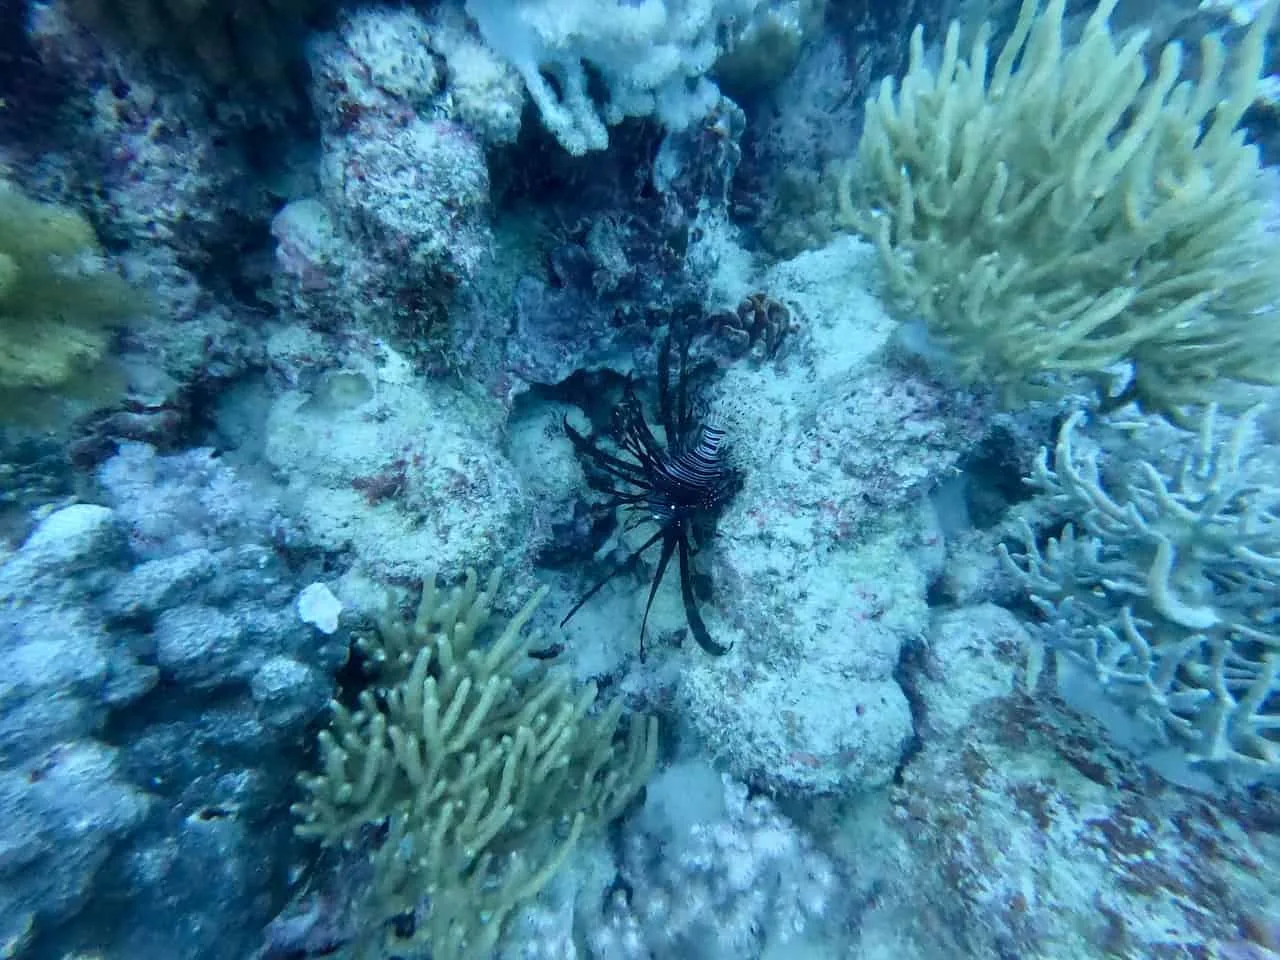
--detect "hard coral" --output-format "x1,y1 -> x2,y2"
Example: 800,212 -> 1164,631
706,292 -> 795,360
465,0 -> 767,154
1002,406 -> 1280,782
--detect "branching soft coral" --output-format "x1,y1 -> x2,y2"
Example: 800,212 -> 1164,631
839,0 -> 1280,418
293,568 -> 657,960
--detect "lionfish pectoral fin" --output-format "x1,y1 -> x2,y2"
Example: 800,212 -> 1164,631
676,335 -> 693,444
639,531 -> 680,662
560,526 -> 666,629
658,333 -> 675,439
657,331 -> 695,444
678,534 -> 731,656
563,416 -> 649,485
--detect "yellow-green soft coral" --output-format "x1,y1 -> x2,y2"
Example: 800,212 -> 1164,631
0,179 -> 135,390
292,568 -> 658,960
838,0 -> 1280,417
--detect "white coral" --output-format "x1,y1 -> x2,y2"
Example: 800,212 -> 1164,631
464,0 -> 766,153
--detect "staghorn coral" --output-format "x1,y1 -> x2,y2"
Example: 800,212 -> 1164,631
1001,407 -> 1280,782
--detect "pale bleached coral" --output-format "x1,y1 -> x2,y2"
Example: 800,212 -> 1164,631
464,0 -> 766,154
1001,407 -> 1280,781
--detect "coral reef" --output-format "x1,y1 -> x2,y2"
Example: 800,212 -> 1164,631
3,0 -> 1279,958
735,0 -> 946,258
848,602 -> 1280,958
274,7 -> 493,342
664,236 -> 986,794
423,2 -> 525,147
591,767 -> 837,958
454,92 -> 751,406
64,0 -> 329,97
0,442 -> 343,958
706,292 -> 796,360
464,0 -> 766,154
0,179 -> 134,390
260,350 -> 530,581
30,2 -> 282,258
21,2 -> 284,447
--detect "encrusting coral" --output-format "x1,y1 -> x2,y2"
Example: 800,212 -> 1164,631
292,568 -> 658,960
839,0 -> 1280,417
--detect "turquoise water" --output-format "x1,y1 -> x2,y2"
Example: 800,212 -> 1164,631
1,1 -> 1278,957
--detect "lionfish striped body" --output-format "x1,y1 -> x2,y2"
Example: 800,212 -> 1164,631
622,410 -> 734,521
